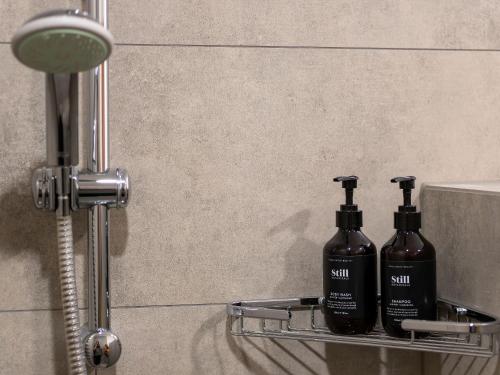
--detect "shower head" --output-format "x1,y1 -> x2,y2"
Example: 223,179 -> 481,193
11,9 -> 114,73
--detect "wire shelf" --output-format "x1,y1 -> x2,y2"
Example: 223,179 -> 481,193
227,297 -> 500,357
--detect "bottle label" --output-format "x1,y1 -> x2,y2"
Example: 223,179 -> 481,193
324,254 -> 376,319
382,260 -> 436,328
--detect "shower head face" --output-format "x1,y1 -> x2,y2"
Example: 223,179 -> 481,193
11,9 -> 114,73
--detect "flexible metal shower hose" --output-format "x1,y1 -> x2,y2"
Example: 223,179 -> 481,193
57,216 -> 87,375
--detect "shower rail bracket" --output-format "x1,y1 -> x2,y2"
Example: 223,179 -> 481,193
32,166 -> 129,211
227,297 -> 500,357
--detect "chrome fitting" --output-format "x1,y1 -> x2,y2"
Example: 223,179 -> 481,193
84,328 -> 122,368
32,166 -> 73,216
72,168 -> 129,209
32,167 -> 56,210
33,167 -> 129,212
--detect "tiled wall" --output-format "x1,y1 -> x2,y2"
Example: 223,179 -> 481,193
1,1 -> 500,374
421,185 -> 500,375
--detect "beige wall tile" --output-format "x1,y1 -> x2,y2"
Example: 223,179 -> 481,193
0,305 -> 422,375
421,186 -> 500,314
108,45 -> 500,307
421,185 -> 500,375
109,0 -> 500,49
0,1 -> 80,43
0,309 -> 88,375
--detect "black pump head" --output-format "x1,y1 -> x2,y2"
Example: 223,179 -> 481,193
391,176 -> 421,230
391,175 -> 415,190
334,175 -> 358,188
334,175 -> 358,207
391,176 -> 416,212
333,176 -> 362,229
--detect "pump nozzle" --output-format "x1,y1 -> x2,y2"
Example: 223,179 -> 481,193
333,176 -> 362,229
391,176 -> 416,209
334,176 -> 358,206
390,176 -> 420,230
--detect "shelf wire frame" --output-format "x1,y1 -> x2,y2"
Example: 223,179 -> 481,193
227,297 -> 500,357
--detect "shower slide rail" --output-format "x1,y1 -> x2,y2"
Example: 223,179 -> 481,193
227,297 -> 500,357
26,1 -> 128,371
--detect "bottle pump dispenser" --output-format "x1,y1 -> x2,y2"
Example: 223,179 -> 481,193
323,176 -> 378,334
381,176 -> 437,338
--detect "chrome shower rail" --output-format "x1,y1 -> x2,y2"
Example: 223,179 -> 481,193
227,297 -> 500,357
82,0 -> 128,369
85,0 -> 111,334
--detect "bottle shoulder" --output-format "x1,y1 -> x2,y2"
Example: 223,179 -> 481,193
381,231 -> 435,260
324,229 -> 377,256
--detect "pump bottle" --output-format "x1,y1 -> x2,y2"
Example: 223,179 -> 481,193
323,176 -> 378,334
381,176 -> 437,338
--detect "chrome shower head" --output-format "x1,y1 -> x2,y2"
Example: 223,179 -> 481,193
11,9 -> 114,73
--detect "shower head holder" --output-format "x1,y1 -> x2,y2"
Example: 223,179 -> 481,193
32,167 -> 130,212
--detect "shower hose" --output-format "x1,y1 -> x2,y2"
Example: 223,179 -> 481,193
56,215 -> 87,375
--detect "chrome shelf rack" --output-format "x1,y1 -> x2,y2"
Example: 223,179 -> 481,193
227,297 -> 500,357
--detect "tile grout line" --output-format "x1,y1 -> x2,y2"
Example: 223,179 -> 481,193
113,302 -> 226,310
114,43 -> 500,53
0,302 -> 226,314
2,39 -> 500,52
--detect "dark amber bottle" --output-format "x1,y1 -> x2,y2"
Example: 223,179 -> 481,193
380,176 -> 437,338
323,176 -> 378,334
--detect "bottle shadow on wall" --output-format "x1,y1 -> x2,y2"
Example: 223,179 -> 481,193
188,210 -> 329,374
268,210 -> 322,299
191,310 -> 235,375
192,308 -> 329,374
0,165 -> 128,374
